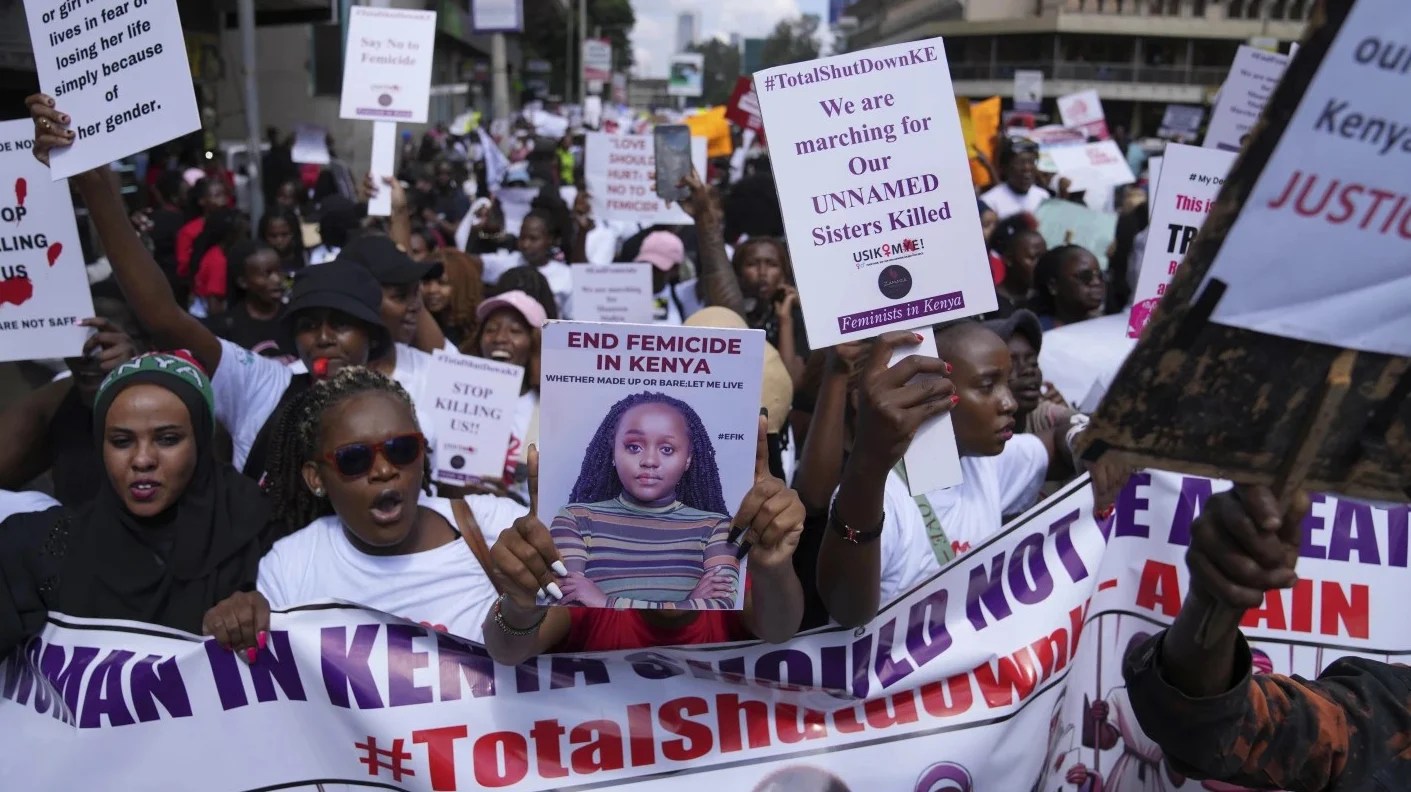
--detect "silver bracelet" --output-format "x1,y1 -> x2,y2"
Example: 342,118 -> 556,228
493,593 -> 547,636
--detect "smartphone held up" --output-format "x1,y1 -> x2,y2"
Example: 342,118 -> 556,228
654,125 -> 693,202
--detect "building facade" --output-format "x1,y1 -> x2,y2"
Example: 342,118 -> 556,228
841,0 -> 1309,134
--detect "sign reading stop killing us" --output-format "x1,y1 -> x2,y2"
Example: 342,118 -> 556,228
23,0 -> 200,179
753,38 -> 996,349
0,120 -> 95,362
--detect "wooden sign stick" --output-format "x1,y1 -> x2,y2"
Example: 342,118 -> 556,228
1194,347 -> 1359,647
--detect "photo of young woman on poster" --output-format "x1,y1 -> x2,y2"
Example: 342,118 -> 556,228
547,390 -> 740,610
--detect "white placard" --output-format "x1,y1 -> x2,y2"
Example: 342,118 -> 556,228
23,0 -> 200,180
470,0 -> 522,32
1045,140 -> 1136,193
1013,69 -> 1043,113
366,121 -> 396,217
426,350 -> 524,485
0,120 -> 96,361
895,331 -> 962,494
537,321 -> 764,611
1056,89 -> 1110,140
584,132 -> 707,226
1158,104 -> 1205,143
290,124 -> 330,165
667,53 -> 704,98
571,264 -> 653,323
1144,155 -> 1163,219
582,38 -> 612,84
1206,0 -> 1411,356
1127,143 -> 1236,339
753,38 -> 997,348
339,7 -> 437,124
1204,45 -> 1289,152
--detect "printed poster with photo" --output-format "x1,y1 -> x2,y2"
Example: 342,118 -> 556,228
0,120 -> 95,362
538,321 -> 765,611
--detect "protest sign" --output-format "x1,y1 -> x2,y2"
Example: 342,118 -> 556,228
1034,199 -> 1118,270
1013,69 -> 1043,113
0,120 -> 95,362
366,121 -> 397,217
339,7 -> 437,124
753,38 -> 997,348
1144,155 -> 1163,217
725,76 -> 765,137
585,131 -> 707,226
425,351 -> 523,486
537,321 -> 764,610
470,0 -> 521,32
895,332 -> 961,494
1056,89 -> 1109,140
583,38 -> 612,84
1204,45 -> 1288,152
290,124 -> 330,165
571,264 -> 653,324
612,72 -> 628,104
1080,0 -> 1411,503
668,53 -> 704,98
3,471 -> 1400,791
23,0 -> 199,179
1157,103 -> 1205,143
1126,143 -> 1235,339
1045,140 -> 1135,197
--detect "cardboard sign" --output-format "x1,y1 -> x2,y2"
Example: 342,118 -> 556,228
1204,45 -> 1289,152
1013,70 -> 1043,113
0,120 -> 95,361
1056,90 -> 1109,140
23,0 -> 200,180
1205,0 -> 1411,356
537,321 -> 764,610
339,7 -> 437,124
571,264 -> 653,323
1127,143 -> 1236,338
1045,140 -> 1135,194
753,37 -> 997,348
584,131 -> 707,226
1158,104 -> 1205,143
725,76 -> 764,136
426,350 -> 523,486
667,53 -> 704,98
582,38 -> 612,84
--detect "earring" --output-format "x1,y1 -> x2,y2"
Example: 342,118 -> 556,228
314,488 -> 325,497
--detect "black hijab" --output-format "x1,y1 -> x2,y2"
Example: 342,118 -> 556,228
0,355 -> 273,653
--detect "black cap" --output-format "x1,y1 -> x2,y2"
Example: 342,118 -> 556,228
982,308 -> 1044,353
280,261 -> 388,343
339,234 -> 441,285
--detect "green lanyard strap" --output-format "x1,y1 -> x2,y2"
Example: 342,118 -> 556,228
894,461 -> 954,567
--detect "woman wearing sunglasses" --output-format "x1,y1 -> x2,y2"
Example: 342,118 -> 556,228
1028,245 -> 1107,330
201,367 -> 525,656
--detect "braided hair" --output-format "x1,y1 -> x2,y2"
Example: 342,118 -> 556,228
265,367 -> 432,536
569,391 -> 728,515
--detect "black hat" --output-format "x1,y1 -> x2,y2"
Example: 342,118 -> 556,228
982,308 -> 1044,353
280,261 -> 388,344
339,234 -> 441,285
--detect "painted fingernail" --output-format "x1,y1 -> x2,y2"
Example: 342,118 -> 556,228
760,407 -> 769,419
1095,504 -> 1116,520
550,560 -> 568,577
736,541 -> 753,560
257,631 -> 267,651
913,332 -> 924,342
950,395 -> 960,405
536,586 -> 547,600
244,647 -> 257,664
944,361 -> 953,374
545,582 -> 564,601
726,525 -> 744,545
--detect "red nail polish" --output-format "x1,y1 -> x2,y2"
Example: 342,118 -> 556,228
913,332 -> 924,342
950,395 -> 960,406
257,631 -> 268,651
945,361 -> 953,374
246,647 -> 258,664
1095,504 -> 1116,520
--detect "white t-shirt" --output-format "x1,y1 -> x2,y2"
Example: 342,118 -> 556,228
256,495 -> 525,642
212,338 -> 294,473
653,278 -> 704,326
923,434 -> 1049,558
390,343 -> 439,453
0,490 -> 60,524
873,470 -> 943,607
308,244 -> 340,265
980,183 -> 1051,220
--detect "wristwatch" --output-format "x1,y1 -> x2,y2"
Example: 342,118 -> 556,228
828,500 -> 884,544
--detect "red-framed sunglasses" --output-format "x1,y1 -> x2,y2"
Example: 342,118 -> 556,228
321,433 -> 426,478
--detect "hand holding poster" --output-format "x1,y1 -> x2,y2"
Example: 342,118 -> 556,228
1127,143 -> 1235,338
339,7 -> 437,123
585,132 -> 707,226
0,120 -> 95,361
572,264 -> 653,323
538,321 -> 764,610
425,351 -> 523,486
22,0 -> 200,179
1204,45 -> 1289,152
753,38 -> 997,349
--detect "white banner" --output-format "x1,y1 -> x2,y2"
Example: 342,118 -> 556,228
585,132 -> 707,226
4,472 -> 1401,790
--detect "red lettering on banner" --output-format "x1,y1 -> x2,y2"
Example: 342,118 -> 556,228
412,725 -> 468,791
774,703 -> 829,743
972,649 -> 1038,708
626,702 -> 656,766
918,673 -> 974,717
658,696 -> 712,761
569,719 -> 625,773
716,693 -> 771,752
1135,559 -> 1182,616
473,730 -> 530,787
863,689 -> 919,729
529,719 -> 569,778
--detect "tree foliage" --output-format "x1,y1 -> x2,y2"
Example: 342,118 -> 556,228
519,0 -> 636,98
759,14 -> 822,70
687,38 -> 742,106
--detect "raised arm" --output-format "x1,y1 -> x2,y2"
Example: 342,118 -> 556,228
792,343 -> 866,513
678,171 -> 744,315
0,379 -> 68,491
28,94 -> 223,373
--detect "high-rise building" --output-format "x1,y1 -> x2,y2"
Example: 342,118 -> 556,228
676,11 -> 701,53
840,0 -> 1308,134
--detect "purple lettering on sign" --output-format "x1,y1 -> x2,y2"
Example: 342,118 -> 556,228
249,631 -> 307,704
206,640 -> 249,711
386,624 -> 433,707
905,588 -> 953,669
871,616 -> 914,689
130,654 -> 192,721
38,643 -> 96,722
321,624 -> 385,710
837,291 -> 966,335
80,649 -> 135,729
435,632 -> 497,700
